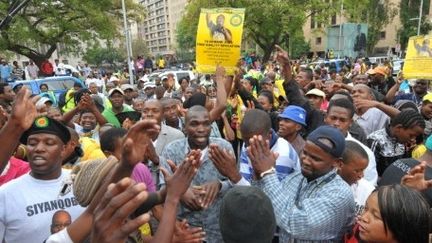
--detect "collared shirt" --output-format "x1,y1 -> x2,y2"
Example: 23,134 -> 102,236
354,107 -> 389,136
101,104 -> 134,128
367,127 -> 407,176
256,171 -> 354,242
159,137 -> 233,243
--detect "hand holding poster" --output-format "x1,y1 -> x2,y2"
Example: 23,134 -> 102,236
196,8 -> 245,75
403,35 -> 432,79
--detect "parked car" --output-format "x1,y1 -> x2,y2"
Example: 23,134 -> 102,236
11,76 -> 85,103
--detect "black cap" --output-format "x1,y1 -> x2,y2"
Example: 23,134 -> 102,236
115,111 -> 142,125
307,125 -> 346,158
20,116 -> 71,144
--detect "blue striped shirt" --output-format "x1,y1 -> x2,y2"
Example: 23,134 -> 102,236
255,170 -> 355,242
239,137 -> 300,182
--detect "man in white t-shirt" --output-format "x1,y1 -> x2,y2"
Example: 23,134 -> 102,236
338,140 -> 375,216
0,116 -> 85,243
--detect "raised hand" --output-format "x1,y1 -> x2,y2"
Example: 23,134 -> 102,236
353,99 -> 378,110
173,219 -> 205,243
274,45 -> 290,65
161,152 -> 201,201
199,181 -> 221,209
247,135 -> 278,177
91,178 -> 150,243
401,161 -> 432,191
215,65 -> 226,81
10,87 -> 40,131
121,119 -> 160,168
209,144 -> 241,183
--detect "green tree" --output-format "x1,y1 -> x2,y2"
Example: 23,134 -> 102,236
398,0 -> 432,50
83,46 -> 125,66
344,0 -> 398,54
176,0 -> 347,62
0,0 -> 145,68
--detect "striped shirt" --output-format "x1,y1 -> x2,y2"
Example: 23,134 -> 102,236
239,137 -> 300,184
255,171 -> 355,242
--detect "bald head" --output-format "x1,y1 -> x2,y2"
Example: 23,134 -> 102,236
51,210 -> 71,234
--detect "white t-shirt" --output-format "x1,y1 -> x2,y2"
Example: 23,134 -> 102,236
346,133 -> 378,186
45,228 -> 73,243
0,170 -> 85,243
351,178 -> 375,216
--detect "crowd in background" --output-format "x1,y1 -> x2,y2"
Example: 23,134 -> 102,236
0,45 -> 431,243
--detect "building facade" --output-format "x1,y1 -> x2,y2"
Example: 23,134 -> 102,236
137,0 -> 188,56
303,0 -> 405,58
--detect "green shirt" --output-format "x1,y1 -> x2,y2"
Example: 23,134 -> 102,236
102,104 -> 134,128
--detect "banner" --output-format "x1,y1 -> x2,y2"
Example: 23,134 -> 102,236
403,35 -> 432,79
195,8 -> 245,75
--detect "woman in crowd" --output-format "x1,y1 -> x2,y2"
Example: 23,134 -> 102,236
346,184 -> 430,243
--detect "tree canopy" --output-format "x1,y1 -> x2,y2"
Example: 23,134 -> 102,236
177,0 -> 348,62
398,0 -> 432,50
0,0 -> 145,67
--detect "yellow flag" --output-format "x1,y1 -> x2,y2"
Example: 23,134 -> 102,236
196,8 -> 245,75
403,35 -> 432,79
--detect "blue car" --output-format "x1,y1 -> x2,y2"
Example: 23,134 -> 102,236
11,76 -> 85,106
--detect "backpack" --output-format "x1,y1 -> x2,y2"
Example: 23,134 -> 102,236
57,90 -> 68,109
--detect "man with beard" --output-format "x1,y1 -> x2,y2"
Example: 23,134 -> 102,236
159,105 -> 233,243
0,116 -> 85,243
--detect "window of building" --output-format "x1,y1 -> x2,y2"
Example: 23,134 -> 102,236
310,13 -> 315,29
331,15 -> 337,25
316,37 -> 322,45
380,31 -> 386,40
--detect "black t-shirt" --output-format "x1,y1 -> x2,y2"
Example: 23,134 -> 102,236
379,158 -> 432,206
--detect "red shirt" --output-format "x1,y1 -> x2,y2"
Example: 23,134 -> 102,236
0,157 -> 30,186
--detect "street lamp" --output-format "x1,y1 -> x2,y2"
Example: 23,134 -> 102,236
121,0 -> 134,85
409,0 -> 424,35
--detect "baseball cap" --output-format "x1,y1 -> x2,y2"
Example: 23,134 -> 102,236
108,87 -> 124,97
307,125 -> 346,158
139,76 -> 149,82
120,84 -> 134,92
143,82 -> 156,90
306,88 -> 326,99
219,186 -> 276,243
279,105 -> 307,126
423,93 -> 432,103
367,66 -> 388,76
109,76 -> 120,82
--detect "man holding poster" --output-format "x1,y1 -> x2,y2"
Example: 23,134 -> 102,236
196,8 -> 245,75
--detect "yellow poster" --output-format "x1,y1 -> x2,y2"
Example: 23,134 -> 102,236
403,35 -> 432,79
196,8 -> 245,75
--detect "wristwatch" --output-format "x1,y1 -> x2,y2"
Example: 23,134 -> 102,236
259,167 -> 276,179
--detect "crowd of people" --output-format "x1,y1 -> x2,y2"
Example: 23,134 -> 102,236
0,44 -> 431,243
